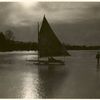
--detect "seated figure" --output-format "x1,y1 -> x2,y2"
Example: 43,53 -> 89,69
48,57 -> 56,62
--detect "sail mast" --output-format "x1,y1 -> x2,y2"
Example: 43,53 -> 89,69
38,22 -> 39,61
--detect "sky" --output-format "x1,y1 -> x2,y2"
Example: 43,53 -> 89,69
0,2 -> 100,45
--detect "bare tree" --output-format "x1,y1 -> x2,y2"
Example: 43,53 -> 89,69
5,30 -> 15,40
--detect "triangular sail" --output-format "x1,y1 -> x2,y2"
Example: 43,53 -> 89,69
38,16 -> 70,57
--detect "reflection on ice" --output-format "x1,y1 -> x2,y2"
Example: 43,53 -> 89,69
0,50 -> 37,55
0,50 -> 100,98
21,72 -> 39,98
37,65 -> 68,98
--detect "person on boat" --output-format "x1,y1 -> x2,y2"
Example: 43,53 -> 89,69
96,52 -> 100,68
48,57 -> 64,64
48,57 -> 56,62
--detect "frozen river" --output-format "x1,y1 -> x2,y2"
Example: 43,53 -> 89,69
0,50 -> 100,98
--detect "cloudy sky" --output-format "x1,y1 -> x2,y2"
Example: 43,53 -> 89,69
0,2 -> 100,45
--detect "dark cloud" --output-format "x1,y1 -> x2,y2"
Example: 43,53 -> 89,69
0,2 -> 100,45
52,19 -> 100,45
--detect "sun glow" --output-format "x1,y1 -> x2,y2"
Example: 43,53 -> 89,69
19,1 -> 38,9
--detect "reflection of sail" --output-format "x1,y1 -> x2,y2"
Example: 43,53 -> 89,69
38,16 -> 70,58
38,65 -> 68,98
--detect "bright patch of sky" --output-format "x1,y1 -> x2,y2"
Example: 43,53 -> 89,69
1,2 -> 100,27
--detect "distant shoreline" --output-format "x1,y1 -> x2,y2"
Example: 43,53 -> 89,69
65,45 -> 100,50
0,32 -> 100,52
0,41 -> 100,52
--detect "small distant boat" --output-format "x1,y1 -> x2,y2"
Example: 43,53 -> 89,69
34,15 -> 70,65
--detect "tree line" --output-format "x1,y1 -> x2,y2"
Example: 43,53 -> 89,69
0,30 -> 100,51
0,30 -> 38,51
65,45 -> 100,50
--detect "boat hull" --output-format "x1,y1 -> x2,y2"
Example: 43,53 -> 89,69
33,60 -> 65,65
